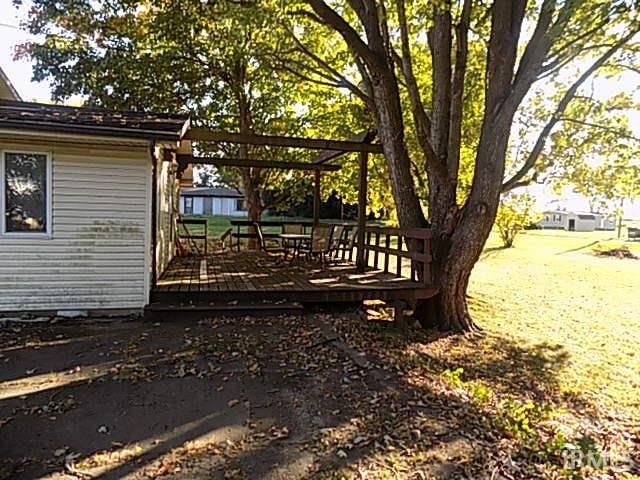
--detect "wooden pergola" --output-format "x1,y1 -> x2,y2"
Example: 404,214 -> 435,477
172,128 -> 382,272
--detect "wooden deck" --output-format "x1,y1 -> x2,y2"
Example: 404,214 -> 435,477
151,251 -> 438,305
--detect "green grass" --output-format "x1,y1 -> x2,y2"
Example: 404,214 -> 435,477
470,229 -> 640,413
179,214 -> 350,238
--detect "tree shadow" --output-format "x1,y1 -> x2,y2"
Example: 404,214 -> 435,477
480,245 -> 510,259
0,314 -> 631,480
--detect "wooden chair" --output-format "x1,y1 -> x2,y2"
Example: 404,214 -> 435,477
300,224 -> 333,267
329,225 -> 345,258
342,227 -> 358,261
220,227 -> 233,251
177,217 -> 207,256
283,223 -> 303,234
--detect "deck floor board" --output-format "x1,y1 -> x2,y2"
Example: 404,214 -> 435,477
154,251 -> 436,303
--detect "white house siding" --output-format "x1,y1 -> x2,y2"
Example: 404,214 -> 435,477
179,196 -> 247,217
155,149 -> 178,278
0,138 -> 151,312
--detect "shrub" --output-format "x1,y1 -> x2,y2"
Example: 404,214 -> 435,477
495,193 -> 540,248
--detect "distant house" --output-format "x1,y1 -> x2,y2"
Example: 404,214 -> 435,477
539,210 -> 615,232
180,187 -> 247,217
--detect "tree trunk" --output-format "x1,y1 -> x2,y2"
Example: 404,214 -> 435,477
369,65 -> 426,230
234,62 -> 261,250
414,126 -> 511,332
416,217 -> 493,332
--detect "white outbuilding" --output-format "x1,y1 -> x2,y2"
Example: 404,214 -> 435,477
539,210 -> 615,232
179,187 -> 247,217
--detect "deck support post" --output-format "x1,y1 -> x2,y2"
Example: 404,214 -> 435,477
393,300 -> 409,330
313,169 -> 321,226
356,151 -> 368,272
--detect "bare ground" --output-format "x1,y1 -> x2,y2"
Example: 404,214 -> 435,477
0,314 -> 467,480
0,310 -> 637,479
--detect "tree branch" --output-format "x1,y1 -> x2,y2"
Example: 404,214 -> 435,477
305,0 -> 378,67
428,0 -> 453,165
285,31 -> 373,107
394,0 -> 444,180
502,27 -> 640,192
447,0 -> 472,181
504,0 -> 556,116
556,117 -> 640,142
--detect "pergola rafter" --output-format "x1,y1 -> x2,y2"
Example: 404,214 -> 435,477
175,154 -> 341,171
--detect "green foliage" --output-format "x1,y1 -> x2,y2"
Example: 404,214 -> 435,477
440,368 -> 493,404
495,193 -> 539,248
497,399 -> 554,442
16,0 -> 640,225
16,0 -> 374,216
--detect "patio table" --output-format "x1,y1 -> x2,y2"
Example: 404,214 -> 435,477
279,233 -> 311,262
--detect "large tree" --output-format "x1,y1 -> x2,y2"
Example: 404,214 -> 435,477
281,0 -> 640,331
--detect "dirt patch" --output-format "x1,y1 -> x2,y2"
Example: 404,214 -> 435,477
594,246 -> 639,259
3,312 -> 635,479
1,314 -> 439,480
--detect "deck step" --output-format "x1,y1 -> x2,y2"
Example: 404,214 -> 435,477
144,300 -> 304,321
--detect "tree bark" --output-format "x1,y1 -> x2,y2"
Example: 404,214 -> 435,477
234,62 -> 261,250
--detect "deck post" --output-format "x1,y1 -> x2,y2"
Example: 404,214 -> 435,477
313,169 -> 321,226
356,151 -> 368,272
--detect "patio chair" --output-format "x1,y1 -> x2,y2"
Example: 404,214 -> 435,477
283,223 -> 304,234
220,227 -> 233,251
300,224 -> 333,268
341,227 -> 358,261
255,222 -> 285,256
329,225 -> 345,258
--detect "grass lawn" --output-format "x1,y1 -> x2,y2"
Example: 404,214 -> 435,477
470,229 -> 640,413
179,215 -> 353,238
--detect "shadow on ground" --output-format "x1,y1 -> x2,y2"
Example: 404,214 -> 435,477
0,312 -> 627,479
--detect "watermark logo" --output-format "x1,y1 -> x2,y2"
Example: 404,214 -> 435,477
561,447 -> 636,473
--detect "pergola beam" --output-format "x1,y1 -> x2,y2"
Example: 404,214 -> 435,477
184,128 -> 383,154
313,131 -> 378,164
176,154 -> 340,171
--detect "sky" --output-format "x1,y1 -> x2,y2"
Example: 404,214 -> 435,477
1,0 -> 639,218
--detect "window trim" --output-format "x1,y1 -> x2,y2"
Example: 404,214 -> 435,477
0,150 -> 53,238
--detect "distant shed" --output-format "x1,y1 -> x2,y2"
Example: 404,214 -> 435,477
539,210 -> 615,232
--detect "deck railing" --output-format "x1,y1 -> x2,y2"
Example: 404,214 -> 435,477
227,221 -> 433,286
361,226 -> 432,286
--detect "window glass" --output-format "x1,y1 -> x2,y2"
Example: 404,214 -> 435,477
184,197 -> 193,214
4,152 -> 48,233
236,199 -> 245,211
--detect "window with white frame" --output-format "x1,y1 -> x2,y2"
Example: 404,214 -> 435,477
1,151 -> 51,235
184,196 -> 193,214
